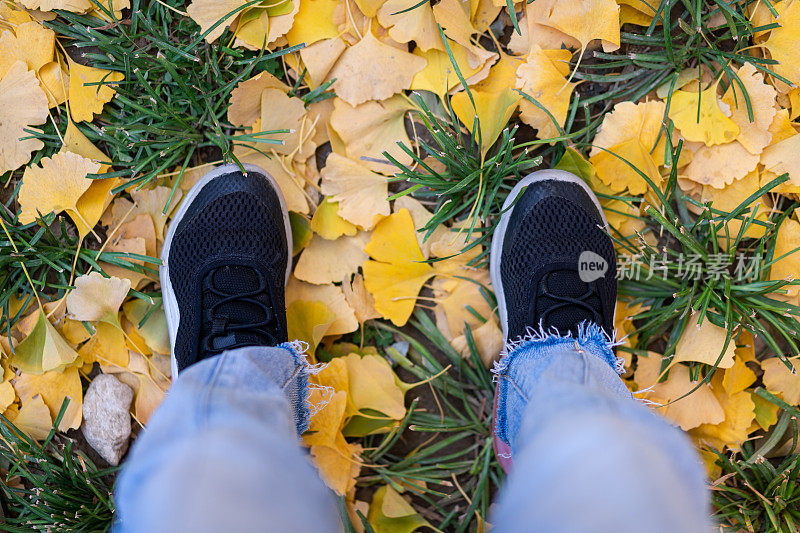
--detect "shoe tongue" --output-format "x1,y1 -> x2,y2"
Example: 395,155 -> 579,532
205,266 -> 271,351
535,269 -> 601,335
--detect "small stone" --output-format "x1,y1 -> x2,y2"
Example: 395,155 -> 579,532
82,374 -> 133,466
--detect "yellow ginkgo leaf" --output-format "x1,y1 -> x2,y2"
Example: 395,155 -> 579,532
285,0 -> 339,46
129,186 -> 182,241
310,197 -> 358,240
320,154 -> 390,230
410,44 -> 484,99
451,317 -> 503,368
452,52 -> 523,153
0,381 -> 16,412
752,393 -> 780,431
368,485 -> 431,532
342,273 -> 381,324
309,439 -> 362,496
117,369 -> 169,425
590,138 -> 661,195
763,0 -> 800,90
768,218 -> 800,302
343,353 -> 406,419
377,0 -> 441,51
328,95 -> 414,174
761,133 -> 800,187
721,63 -> 776,155
542,0 -> 620,53
691,373 -> 755,451
327,30 -> 426,106
651,364 -> 725,430
761,357 -> 800,405
233,0 -> 298,50
18,151 -> 102,234
432,270 -> 493,340
186,0 -> 248,43
39,60 -> 68,108
669,84 -> 740,146
257,88 -> 314,157
67,58 -> 124,123
123,298 -> 170,355
304,389 -> 347,448
66,272 -> 131,324
673,316 -> 736,368
11,394 -> 52,440
0,21 -> 55,77
295,232 -> 370,285
286,277 -> 359,335
11,310 -> 79,375
684,141 -> 760,189
227,71 -> 290,127
298,37 -> 346,89
286,300 -> 335,358
0,61 -> 48,174
13,364 -> 83,431
16,0 -> 92,11
589,100 -> 666,194
516,46 -> 576,140
79,322 -> 129,368
362,209 -> 435,326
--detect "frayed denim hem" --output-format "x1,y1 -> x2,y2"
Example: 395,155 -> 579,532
277,341 -> 329,435
491,321 -> 623,449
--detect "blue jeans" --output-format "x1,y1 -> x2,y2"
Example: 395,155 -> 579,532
115,330 -> 713,532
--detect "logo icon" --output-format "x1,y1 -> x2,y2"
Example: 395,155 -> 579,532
578,251 -> 608,283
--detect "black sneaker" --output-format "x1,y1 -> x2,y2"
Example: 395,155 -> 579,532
490,169 -> 617,344
160,163 -> 292,377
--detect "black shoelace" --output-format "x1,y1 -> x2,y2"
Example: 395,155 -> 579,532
534,268 -> 604,326
200,267 -> 277,353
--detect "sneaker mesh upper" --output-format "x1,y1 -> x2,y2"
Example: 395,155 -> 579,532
500,195 -> 616,340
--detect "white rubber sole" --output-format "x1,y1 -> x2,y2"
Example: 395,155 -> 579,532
489,169 -> 610,343
160,163 -> 293,381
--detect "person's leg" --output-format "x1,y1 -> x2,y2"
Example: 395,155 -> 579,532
488,169 -> 712,532
491,325 -> 712,533
115,344 -> 338,533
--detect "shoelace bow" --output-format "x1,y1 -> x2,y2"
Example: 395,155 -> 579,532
201,268 -> 277,353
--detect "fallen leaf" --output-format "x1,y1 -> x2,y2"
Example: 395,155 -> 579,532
768,218 -> 800,301
683,140 -> 759,189
362,209 -> 435,326
328,95 -> 414,175
66,272 -> 131,324
540,0 -> 620,53
343,273 -> 382,324
285,0 -> 339,46
669,84 -> 740,146
516,46 -> 575,140
0,61 -> 48,174
451,318 -> 503,368
11,394 -> 52,440
67,57 -> 123,122
589,100 -> 666,194
310,197 -> 358,240
186,0 -> 248,43
761,357 -> 800,405
295,232 -> 370,285
11,310 -> 79,375
286,300 -> 335,357
377,0 -> 441,51
228,71 -> 290,127
673,316 -> 736,368
721,63 -> 776,155
452,52 -> 523,153
368,485 -> 431,533
286,277 -> 359,335
320,154 -> 390,229
327,29 -> 426,106
13,365 -> 83,430
651,364 -> 725,430
18,151 -> 101,232
343,353 -> 406,419
762,0 -> 800,91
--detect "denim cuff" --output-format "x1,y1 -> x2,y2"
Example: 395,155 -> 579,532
491,321 -> 622,449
